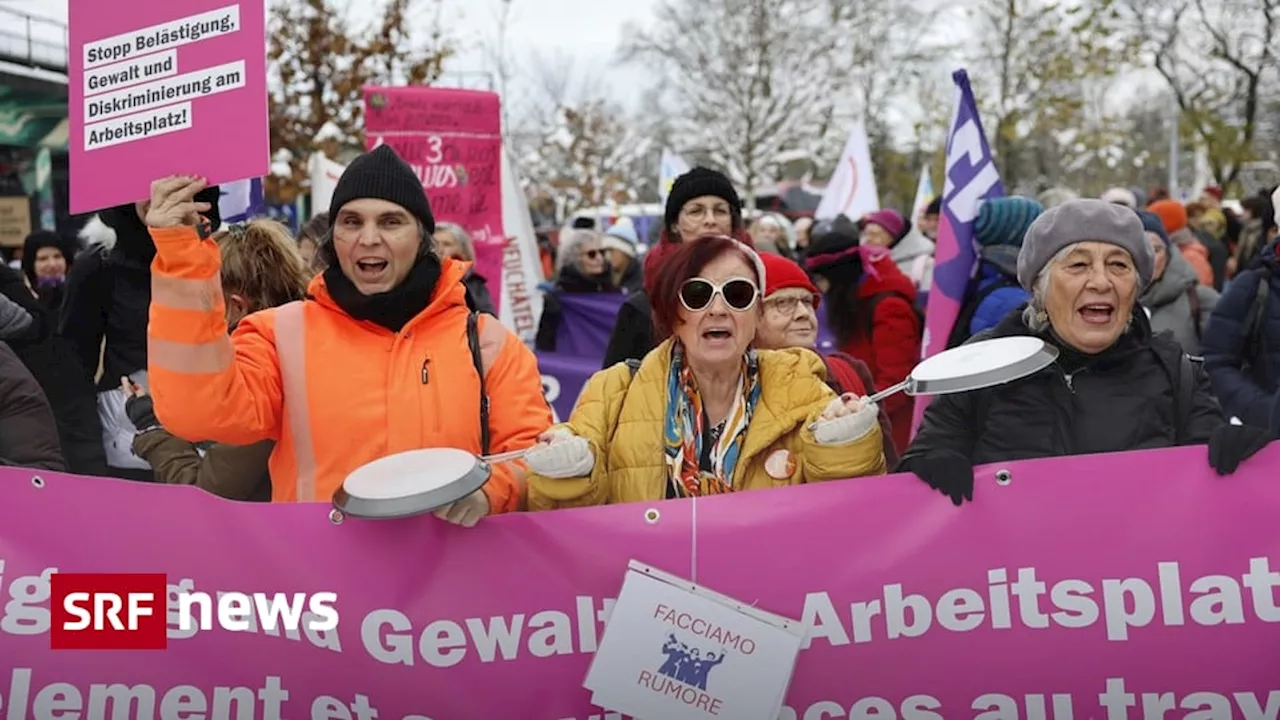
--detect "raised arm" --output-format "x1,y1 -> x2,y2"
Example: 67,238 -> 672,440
145,176 -> 284,445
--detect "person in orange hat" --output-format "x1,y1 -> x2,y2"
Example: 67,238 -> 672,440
753,252 -> 898,467
1148,199 -> 1215,288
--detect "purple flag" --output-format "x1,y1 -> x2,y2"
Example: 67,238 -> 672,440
218,177 -> 266,224
535,292 -> 627,420
913,69 -> 1004,433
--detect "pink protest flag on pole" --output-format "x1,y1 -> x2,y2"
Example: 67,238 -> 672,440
68,0 -> 270,214
912,69 -> 1004,437
363,86 -> 506,313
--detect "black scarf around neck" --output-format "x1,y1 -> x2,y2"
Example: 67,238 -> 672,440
323,254 -> 443,332
1044,321 -> 1145,374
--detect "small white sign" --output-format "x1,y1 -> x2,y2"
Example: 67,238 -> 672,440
584,561 -> 804,720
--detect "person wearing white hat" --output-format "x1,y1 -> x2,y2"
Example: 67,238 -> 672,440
602,219 -> 643,293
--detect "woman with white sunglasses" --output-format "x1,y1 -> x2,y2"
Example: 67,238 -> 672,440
524,235 -> 887,509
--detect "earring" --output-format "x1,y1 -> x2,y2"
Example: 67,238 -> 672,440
1035,309 -> 1049,325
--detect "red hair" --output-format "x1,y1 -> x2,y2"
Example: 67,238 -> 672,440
643,227 -> 754,296
649,234 -> 761,342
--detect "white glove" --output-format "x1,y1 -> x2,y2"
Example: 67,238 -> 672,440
525,429 -> 595,478
812,395 -> 880,446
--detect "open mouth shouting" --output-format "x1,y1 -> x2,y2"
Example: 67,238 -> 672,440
1078,302 -> 1115,325
701,325 -> 735,347
354,257 -> 390,282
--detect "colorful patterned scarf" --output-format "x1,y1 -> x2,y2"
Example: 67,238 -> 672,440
662,342 -> 762,497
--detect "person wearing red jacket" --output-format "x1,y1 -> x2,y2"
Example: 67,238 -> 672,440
805,221 -> 922,455
754,252 -> 899,468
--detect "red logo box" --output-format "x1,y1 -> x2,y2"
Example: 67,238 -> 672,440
49,573 -> 168,650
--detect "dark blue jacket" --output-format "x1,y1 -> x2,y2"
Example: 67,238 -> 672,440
1202,240 -> 1280,428
967,246 -> 1029,338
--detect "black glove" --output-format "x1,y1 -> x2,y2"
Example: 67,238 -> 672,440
897,449 -> 974,506
125,393 -> 160,433
1208,423 -> 1274,476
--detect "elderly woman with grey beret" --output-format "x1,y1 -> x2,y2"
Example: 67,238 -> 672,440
899,199 -> 1277,505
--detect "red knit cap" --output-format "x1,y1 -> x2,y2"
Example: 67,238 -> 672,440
1147,199 -> 1188,234
760,253 -> 820,308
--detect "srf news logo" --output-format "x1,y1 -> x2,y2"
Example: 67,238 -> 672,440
49,573 -> 338,650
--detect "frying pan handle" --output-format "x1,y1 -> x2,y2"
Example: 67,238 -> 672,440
805,378 -> 910,432
866,378 -> 911,404
479,447 -> 533,464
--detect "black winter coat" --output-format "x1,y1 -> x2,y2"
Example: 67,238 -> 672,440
0,266 -> 107,475
900,307 -> 1223,467
1202,240 -> 1280,428
601,289 -> 654,368
59,209 -> 155,392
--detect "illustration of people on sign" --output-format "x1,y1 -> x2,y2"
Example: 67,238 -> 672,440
657,633 -> 727,691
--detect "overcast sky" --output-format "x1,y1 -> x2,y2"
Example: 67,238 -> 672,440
21,0 -> 658,110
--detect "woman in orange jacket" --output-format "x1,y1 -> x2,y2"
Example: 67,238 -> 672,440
143,145 -> 553,526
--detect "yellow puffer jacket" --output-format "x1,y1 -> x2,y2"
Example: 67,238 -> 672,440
526,339 -> 886,510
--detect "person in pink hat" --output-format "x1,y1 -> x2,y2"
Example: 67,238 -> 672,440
859,209 -> 906,248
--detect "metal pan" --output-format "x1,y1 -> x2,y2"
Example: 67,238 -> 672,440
811,336 -> 1059,432
332,447 -> 533,520
870,335 -> 1059,402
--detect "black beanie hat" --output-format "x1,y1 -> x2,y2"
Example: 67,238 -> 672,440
804,224 -> 863,284
664,167 -> 742,230
327,145 -> 435,233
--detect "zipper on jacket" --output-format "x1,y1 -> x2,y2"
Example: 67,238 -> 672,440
420,352 -> 443,433
1062,372 -> 1075,392
1052,365 -> 1077,455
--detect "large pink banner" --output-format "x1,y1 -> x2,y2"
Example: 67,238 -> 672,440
68,0 -> 269,213
363,87 -> 505,312
1,444 -> 1278,718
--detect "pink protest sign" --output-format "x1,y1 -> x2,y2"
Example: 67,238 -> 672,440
363,86 -> 506,311
0,445 -> 1277,718
68,0 -> 269,213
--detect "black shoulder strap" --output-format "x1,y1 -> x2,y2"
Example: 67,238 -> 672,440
466,311 -> 490,454
1174,353 -> 1195,445
1242,267 -> 1271,357
1185,286 -> 1203,344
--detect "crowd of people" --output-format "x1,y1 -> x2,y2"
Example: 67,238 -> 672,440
3,143 -> 1278,523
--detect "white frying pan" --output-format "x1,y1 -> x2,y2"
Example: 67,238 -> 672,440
813,336 -> 1059,429
332,446 -> 532,520
871,335 -> 1059,401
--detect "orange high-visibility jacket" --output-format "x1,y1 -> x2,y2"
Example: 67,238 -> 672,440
146,225 -> 552,512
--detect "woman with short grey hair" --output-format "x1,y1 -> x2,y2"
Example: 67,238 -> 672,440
432,222 -> 495,316
433,221 -> 476,261
898,199 -> 1275,505
535,228 -> 618,351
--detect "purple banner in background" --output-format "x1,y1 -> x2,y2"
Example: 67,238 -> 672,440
536,292 -> 627,420
538,352 -> 602,421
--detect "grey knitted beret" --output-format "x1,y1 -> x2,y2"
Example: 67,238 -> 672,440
1015,199 -> 1154,291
